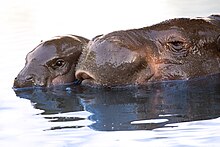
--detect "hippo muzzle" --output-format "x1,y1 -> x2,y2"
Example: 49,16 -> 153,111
14,63 -> 51,88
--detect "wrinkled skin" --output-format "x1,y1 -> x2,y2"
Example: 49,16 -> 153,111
14,35 -> 89,88
76,15 -> 220,87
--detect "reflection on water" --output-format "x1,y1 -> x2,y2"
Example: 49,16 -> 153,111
14,74 -> 220,131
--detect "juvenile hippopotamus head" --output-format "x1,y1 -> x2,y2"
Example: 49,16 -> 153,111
14,35 -> 89,88
76,15 -> 220,87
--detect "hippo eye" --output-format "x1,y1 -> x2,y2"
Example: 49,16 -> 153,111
166,40 -> 189,57
53,59 -> 65,69
167,41 -> 184,52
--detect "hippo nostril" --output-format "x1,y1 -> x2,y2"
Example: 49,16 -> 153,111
75,70 -> 94,81
25,75 -> 34,81
77,73 -> 91,80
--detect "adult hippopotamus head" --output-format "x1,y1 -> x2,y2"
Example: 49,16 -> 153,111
76,15 -> 220,87
14,35 -> 89,88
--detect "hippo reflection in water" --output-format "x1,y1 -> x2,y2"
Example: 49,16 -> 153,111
14,35 -> 89,88
76,15 -> 220,87
14,74 -> 220,131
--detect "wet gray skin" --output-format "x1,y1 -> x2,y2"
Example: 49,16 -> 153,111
14,35 -> 89,88
76,15 -> 220,87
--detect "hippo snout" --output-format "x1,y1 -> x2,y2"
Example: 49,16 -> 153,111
13,74 -> 35,88
75,70 -> 96,86
76,70 -> 93,80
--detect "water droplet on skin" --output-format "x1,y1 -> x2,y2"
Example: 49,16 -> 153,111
65,87 -> 71,92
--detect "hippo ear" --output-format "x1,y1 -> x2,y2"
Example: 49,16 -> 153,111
208,15 -> 220,27
217,35 -> 220,51
92,34 -> 103,41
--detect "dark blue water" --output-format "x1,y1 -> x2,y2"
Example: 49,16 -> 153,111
0,0 -> 220,146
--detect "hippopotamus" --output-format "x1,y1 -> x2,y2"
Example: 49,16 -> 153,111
75,15 -> 220,87
14,35 -> 89,88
